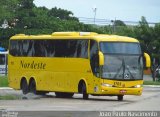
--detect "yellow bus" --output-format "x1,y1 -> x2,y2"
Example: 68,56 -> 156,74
8,32 -> 151,101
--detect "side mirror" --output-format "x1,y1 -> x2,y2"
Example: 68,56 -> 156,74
99,51 -> 104,66
144,53 -> 151,68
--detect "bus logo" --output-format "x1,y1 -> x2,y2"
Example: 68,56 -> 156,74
124,73 -> 129,79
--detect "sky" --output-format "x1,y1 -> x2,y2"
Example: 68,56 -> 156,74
34,0 -> 160,23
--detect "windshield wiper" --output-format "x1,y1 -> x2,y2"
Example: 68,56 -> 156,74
113,58 -> 124,79
113,58 -> 135,80
126,65 -> 135,79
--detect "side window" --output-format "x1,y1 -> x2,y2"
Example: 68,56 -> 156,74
76,40 -> 88,58
46,40 -> 55,57
90,40 -> 99,76
67,40 -> 77,57
80,40 -> 88,58
54,40 -> 88,58
34,40 -> 47,57
9,40 -> 17,56
27,40 -> 34,56
22,40 -> 33,56
9,39 -> 89,58
9,40 -> 22,56
54,40 -> 67,57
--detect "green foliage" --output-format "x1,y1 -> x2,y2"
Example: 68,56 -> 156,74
0,76 -> 8,87
143,81 -> 160,85
0,0 -> 19,22
48,7 -> 78,21
135,17 -> 154,53
0,95 -> 20,100
114,20 -> 126,26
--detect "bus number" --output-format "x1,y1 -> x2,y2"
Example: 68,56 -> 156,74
114,81 -> 122,87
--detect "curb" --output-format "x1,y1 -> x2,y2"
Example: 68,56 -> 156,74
143,85 -> 160,88
0,87 -> 13,90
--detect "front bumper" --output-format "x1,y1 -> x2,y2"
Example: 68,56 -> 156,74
100,86 -> 143,95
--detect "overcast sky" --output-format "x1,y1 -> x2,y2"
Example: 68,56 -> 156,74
34,0 -> 160,23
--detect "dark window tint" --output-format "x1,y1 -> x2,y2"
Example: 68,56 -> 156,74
90,40 -> 99,76
9,39 -> 88,58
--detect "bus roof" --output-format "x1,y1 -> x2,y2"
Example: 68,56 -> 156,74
10,32 -> 139,43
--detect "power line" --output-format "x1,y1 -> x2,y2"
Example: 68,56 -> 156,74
78,17 -> 159,26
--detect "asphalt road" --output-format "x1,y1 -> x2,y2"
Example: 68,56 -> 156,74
0,86 -> 160,117
0,86 -> 160,111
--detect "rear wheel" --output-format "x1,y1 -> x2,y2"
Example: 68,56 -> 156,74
117,95 -> 123,101
82,82 -> 89,100
21,79 -> 28,94
29,80 -> 37,94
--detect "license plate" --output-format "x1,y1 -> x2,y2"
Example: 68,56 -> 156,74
120,90 -> 127,94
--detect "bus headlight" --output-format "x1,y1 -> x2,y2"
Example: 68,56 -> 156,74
102,83 -> 113,87
134,85 -> 142,88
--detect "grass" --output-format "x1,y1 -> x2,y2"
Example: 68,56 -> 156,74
0,95 -> 20,100
0,76 -> 8,87
0,76 -> 21,100
143,81 -> 160,85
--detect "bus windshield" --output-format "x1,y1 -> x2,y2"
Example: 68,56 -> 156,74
100,42 -> 141,55
100,42 -> 143,80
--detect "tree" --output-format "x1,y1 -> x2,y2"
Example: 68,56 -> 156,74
114,20 -> 126,26
47,7 -> 78,21
0,0 -> 20,26
15,0 -> 36,28
134,17 -> 160,81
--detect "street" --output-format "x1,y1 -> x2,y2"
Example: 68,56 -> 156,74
0,86 -> 160,111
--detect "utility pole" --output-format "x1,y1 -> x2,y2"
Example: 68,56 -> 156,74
111,17 -> 116,33
92,6 -> 97,24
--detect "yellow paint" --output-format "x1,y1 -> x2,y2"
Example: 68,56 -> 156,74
144,53 -> 151,68
99,51 -> 104,66
8,32 -> 147,97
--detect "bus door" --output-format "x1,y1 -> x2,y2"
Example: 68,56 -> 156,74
89,40 -> 100,93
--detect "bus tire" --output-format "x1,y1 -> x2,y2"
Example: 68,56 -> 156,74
21,79 -> 28,95
117,95 -> 123,101
29,80 -> 37,95
82,82 -> 89,100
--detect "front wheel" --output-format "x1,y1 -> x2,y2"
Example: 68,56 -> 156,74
117,95 -> 123,101
82,82 -> 89,100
